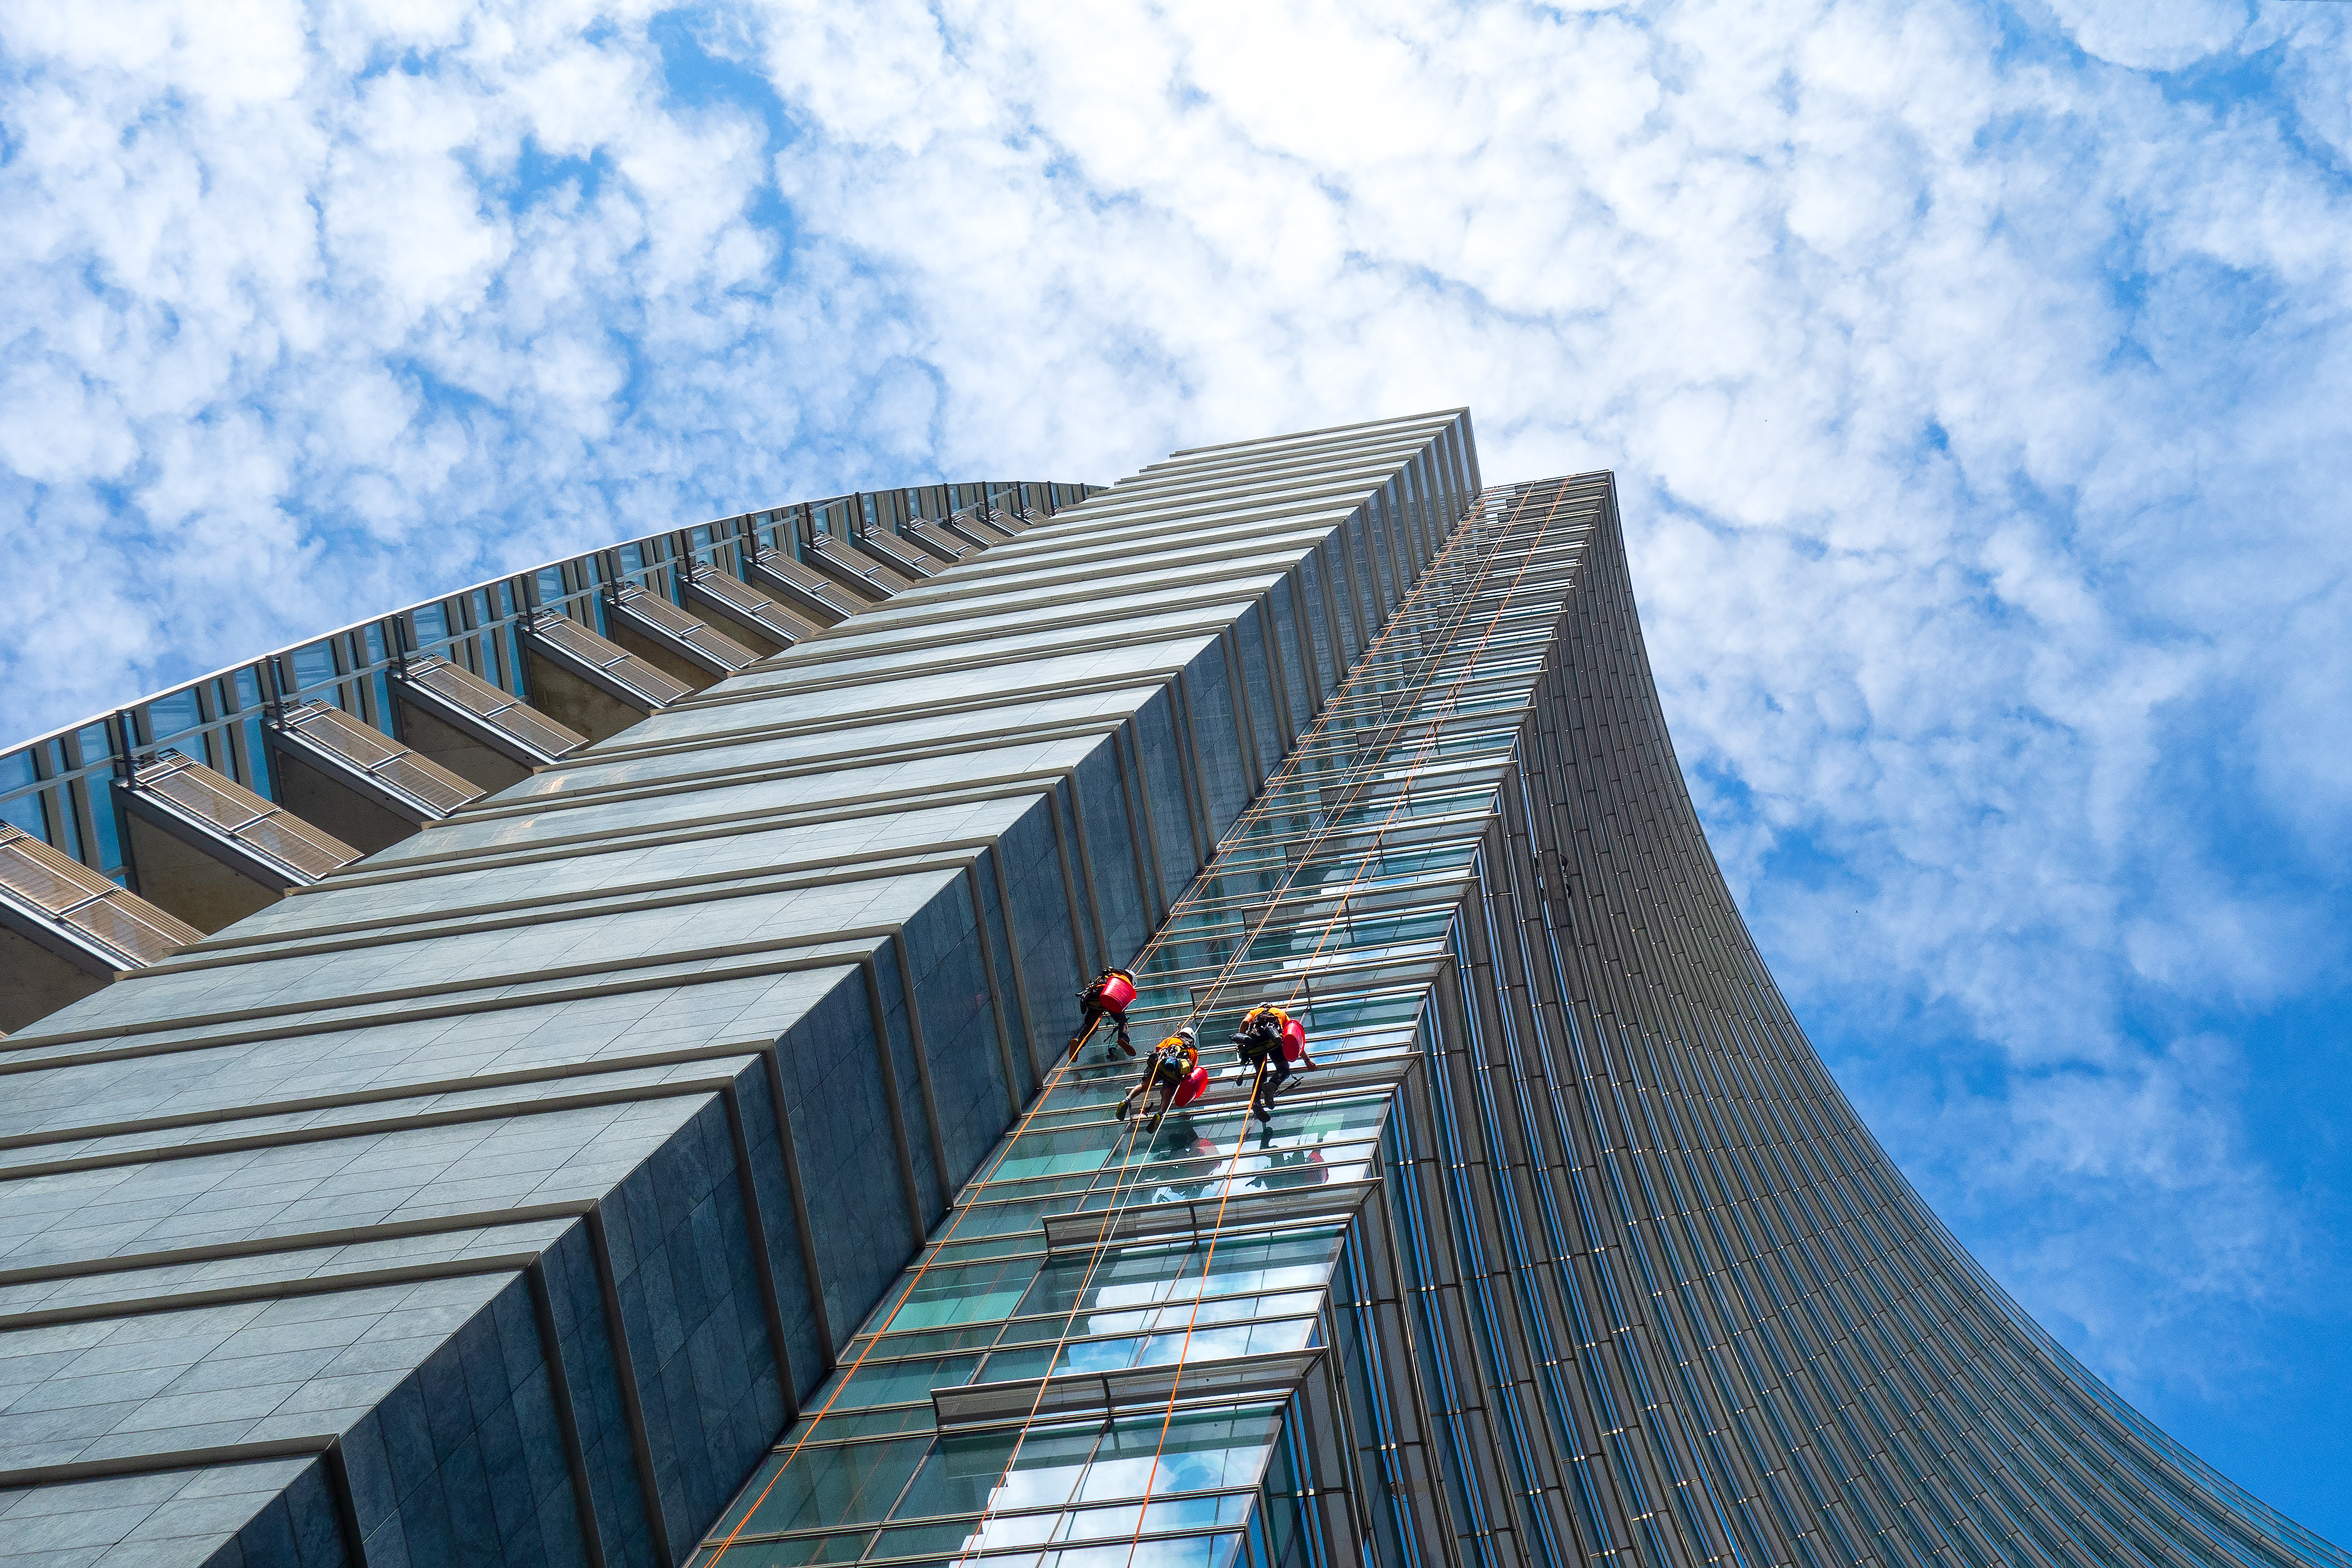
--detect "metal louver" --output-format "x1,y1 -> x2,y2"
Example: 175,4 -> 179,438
805,533 -> 913,599
403,656 -> 587,762
749,546 -> 864,623
0,825 -> 205,968
948,504 -> 1021,542
901,519 -> 977,565
526,611 -> 693,708
276,700 -> 487,817
846,528 -> 935,580
609,584 -> 758,674
683,564 -> 824,649
135,752 -> 360,882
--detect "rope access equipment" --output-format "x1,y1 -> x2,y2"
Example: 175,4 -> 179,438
1117,1025 -> 1207,1124
1066,966 -> 1139,1059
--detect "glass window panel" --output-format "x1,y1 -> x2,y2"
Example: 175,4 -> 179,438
1015,1232 -> 1343,1326
289,643 -> 337,694
1172,1292 -> 1319,1332
1133,1317 -> 1312,1368
888,1258 -> 1040,1332
991,1131 -> 1114,1183
1075,1413 -> 1279,1505
974,1343 -> 1061,1382
833,1355 -> 984,1410
1293,993 -> 1423,1032
702,1535 -> 871,1567
869,1323 -> 1008,1360
1051,1492 -> 1253,1544
889,1425 -> 1096,1525
879,1432 -> 1021,1527
970,1510 -> 1062,1550
0,792 -> 41,838
735,1438 -> 930,1535
1045,1536 -> 1239,1568
867,1519 -> 981,1559
986,1425 -> 1104,1515
1048,1336 -> 1141,1377
775,1407 -> 936,1448
145,690 -> 202,743
83,789 -> 125,876
0,751 -> 40,838
238,719 -> 274,799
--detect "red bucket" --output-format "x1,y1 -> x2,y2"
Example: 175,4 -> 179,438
1170,1065 -> 1209,1108
1097,973 -> 1137,1011
1281,1019 -> 1307,1063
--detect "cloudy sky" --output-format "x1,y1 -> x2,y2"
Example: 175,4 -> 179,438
6,0 -> 2351,1539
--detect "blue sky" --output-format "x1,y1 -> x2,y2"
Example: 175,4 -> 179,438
5,0 -> 2352,1540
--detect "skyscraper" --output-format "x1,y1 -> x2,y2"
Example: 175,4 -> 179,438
0,415 -> 2337,1568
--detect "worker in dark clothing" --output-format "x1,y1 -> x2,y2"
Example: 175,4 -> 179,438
1232,1004 -> 1317,1125
1067,967 -> 1139,1059
1118,1026 -> 1202,1123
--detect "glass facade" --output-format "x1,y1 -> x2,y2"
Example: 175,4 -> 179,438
0,416 -> 2337,1568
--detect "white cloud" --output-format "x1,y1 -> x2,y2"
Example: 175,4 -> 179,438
2045,0 -> 2249,71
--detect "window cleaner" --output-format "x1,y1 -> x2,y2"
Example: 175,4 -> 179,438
1118,1026 -> 1205,1124
1232,1004 -> 1317,1125
1067,967 -> 1139,1059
